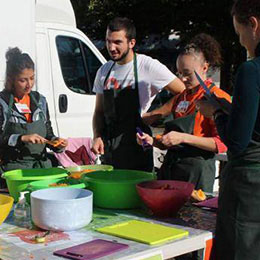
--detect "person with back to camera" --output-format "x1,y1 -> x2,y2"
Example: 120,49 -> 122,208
197,0 -> 260,258
0,47 -> 68,188
137,33 -> 231,193
91,17 -> 185,172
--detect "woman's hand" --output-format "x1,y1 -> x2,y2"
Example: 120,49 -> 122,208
195,100 -> 218,118
21,134 -> 47,144
136,132 -> 154,146
196,97 -> 232,117
91,137 -> 104,155
55,138 -> 68,149
160,131 -> 185,147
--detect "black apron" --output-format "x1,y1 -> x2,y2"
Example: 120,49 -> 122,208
216,140 -> 260,260
1,93 -> 52,172
159,110 -> 215,193
102,54 -> 153,171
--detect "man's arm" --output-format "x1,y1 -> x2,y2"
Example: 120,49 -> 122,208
142,96 -> 176,125
92,93 -> 105,154
164,77 -> 185,94
93,93 -> 105,139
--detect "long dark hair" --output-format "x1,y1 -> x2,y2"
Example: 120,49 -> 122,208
5,47 -> 34,91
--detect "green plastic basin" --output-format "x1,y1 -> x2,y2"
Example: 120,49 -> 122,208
25,177 -> 86,204
2,168 -> 68,202
82,169 -> 155,209
65,164 -> 113,173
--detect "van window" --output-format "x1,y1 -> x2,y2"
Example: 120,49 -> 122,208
56,36 -> 102,94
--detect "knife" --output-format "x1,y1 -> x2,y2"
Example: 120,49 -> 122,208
136,127 -> 152,150
194,70 -> 221,105
194,70 -> 212,97
194,70 -> 231,114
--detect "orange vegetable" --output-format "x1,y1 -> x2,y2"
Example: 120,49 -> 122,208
49,183 -> 68,187
69,169 -> 95,179
160,184 -> 172,190
191,189 -> 206,201
155,134 -> 162,140
69,172 -> 82,179
46,139 -> 63,147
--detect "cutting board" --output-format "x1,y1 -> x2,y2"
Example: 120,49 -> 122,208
96,220 -> 189,245
193,196 -> 218,209
53,239 -> 129,260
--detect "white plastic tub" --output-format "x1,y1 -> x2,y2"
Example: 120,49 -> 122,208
31,188 -> 93,231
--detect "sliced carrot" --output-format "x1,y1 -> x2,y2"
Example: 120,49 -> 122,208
49,183 -> 68,187
46,139 -> 63,147
155,134 -> 162,140
191,189 -> 206,201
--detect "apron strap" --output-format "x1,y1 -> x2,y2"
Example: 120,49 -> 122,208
104,62 -> 115,88
29,92 -> 46,121
103,53 -> 141,112
2,95 -> 15,133
3,93 -> 46,133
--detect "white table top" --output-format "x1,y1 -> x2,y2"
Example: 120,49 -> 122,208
0,208 -> 213,260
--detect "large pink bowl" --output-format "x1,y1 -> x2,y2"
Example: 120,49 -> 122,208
136,180 -> 194,217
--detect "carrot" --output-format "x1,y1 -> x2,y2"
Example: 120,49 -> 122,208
155,134 -> 162,140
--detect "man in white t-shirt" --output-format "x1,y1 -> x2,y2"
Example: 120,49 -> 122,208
91,17 -> 184,171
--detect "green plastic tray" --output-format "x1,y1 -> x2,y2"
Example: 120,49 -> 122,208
2,168 -> 68,202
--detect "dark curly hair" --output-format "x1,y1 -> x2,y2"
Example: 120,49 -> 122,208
179,33 -> 222,71
5,47 -> 34,90
231,0 -> 260,25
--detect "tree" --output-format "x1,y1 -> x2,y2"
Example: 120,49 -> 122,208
71,0 -> 246,94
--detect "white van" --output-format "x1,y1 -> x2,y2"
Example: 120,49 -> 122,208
0,0 -> 106,138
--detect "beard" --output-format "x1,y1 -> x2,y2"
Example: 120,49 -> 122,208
110,47 -> 130,62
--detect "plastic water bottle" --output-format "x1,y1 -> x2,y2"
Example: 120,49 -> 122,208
13,191 -> 31,228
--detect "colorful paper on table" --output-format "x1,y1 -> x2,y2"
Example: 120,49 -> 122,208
193,196 -> 218,209
96,220 -> 189,245
53,239 -> 129,260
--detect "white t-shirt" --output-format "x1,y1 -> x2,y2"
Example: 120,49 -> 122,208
93,54 -> 176,114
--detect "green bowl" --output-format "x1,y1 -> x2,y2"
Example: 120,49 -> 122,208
25,177 -> 86,204
2,168 -> 68,202
65,165 -> 113,173
82,169 -> 155,209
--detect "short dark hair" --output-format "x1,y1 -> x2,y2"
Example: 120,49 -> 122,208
231,0 -> 260,25
5,47 -> 34,90
107,17 -> 136,40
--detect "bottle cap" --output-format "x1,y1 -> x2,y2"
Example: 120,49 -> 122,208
19,191 -> 29,201
95,154 -> 101,165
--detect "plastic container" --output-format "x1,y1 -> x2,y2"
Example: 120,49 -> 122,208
31,188 -> 93,231
25,178 -> 86,204
0,194 -> 14,225
136,180 -> 195,217
82,170 -> 155,209
13,191 -> 31,228
2,168 -> 68,202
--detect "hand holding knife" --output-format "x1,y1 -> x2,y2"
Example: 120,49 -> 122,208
136,127 -> 152,150
194,70 -> 231,114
